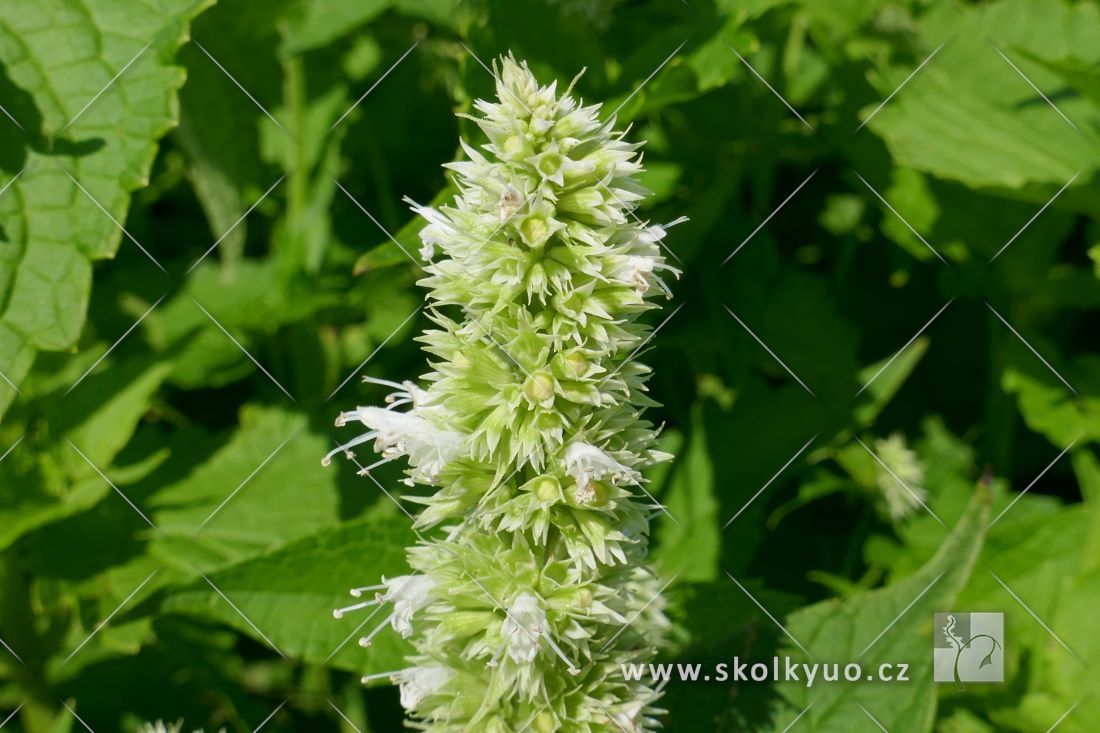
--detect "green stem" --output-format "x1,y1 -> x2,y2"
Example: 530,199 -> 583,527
983,305 -> 1015,472
284,50 -> 308,261
0,549 -> 56,733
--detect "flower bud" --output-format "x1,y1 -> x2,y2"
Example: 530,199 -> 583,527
523,371 -> 556,405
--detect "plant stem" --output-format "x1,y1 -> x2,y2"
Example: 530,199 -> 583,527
0,548 -> 57,733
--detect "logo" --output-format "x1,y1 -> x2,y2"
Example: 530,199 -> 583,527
933,612 -> 1004,684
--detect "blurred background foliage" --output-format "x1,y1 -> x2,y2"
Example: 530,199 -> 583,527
0,0 -> 1098,731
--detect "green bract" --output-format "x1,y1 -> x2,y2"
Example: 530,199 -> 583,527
326,55 -> 681,732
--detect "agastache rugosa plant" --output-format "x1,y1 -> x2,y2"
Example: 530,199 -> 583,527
324,55 -> 683,732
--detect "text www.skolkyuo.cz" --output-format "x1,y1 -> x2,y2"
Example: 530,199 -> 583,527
621,658 -> 911,687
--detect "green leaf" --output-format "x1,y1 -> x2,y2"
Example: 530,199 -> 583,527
1029,567 -> 1100,733
147,404 -> 344,571
761,488 -> 990,733
175,20 -> 275,271
1003,359 -> 1100,448
46,357 -> 173,472
0,474 -> 106,553
880,168 -> 939,262
865,0 -> 1100,196
143,260 -> 295,388
280,0 -> 394,54
163,509 -> 417,674
854,336 -> 929,426
1075,451 -> 1100,574
0,0 -> 214,419
0,356 -> 171,551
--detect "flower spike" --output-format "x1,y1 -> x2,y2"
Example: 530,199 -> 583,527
327,54 -> 677,731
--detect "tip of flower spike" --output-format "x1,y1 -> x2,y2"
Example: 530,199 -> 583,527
358,637 -> 371,647
321,456 -> 332,467
333,609 -> 344,619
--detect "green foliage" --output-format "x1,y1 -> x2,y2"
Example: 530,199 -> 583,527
0,0 -> 1097,731
765,488 -> 990,733
0,0 -> 212,417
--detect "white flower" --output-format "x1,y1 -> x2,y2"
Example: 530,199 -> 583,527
138,723 -> 181,733
873,433 -> 928,520
384,575 -> 436,637
138,722 -> 223,733
358,376 -> 430,411
637,216 -> 687,247
487,594 -> 579,673
394,665 -> 453,709
336,574 -> 436,645
622,254 -> 679,298
611,699 -> 647,732
574,479 -> 597,505
501,592 -> 548,664
324,406 -> 467,485
406,199 -> 458,262
419,238 -> 437,262
564,441 -> 638,491
614,217 -> 686,298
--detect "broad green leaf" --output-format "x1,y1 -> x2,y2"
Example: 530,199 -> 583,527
143,261 -> 300,389
0,474 -> 106,553
1002,360 -> 1100,448
1028,567 -> 1100,733
0,356 -> 171,551
46,357 -> 173,473
866,0 -> 1100,197
762,488 -> 989,733
163,509 -> 416,674
939,709 -> 998,733
0,0 -> 213,418
280,0 -> 394,54
147,404 -> 344,572
140,258 -> 418,395
957,505 -> 1087,660
1075,451 -> 1100,573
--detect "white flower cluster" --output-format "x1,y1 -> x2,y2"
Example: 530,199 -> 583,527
326,55 -> 678,732
138,721 -> 224,733
873,433 -> 929,520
